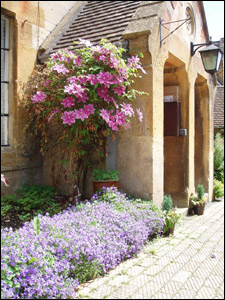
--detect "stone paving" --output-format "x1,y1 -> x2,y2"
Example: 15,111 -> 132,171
78,200 -> 224,299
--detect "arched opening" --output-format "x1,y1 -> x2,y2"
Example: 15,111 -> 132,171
163,54 -> 189,207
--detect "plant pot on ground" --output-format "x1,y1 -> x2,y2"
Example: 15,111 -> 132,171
92,169 -> 119,193
162,195 -> 181,236
190,184 -> 208,216
163,209 -> 181,236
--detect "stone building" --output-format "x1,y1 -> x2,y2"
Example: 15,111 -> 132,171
214,38 -> 224,135
1,1 -> 218,207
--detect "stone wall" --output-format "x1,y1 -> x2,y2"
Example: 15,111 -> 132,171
1,1 -> 76,194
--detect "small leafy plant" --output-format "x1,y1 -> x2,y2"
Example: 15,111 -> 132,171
162,194 -> 181,235
162,195 -> 173,213
190,184 -> 207,206
1,182 -> 65,225
163,209 -> 181,234
92,169 -> 119,181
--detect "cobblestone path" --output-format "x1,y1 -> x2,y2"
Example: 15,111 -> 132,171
78,200 -> 224,299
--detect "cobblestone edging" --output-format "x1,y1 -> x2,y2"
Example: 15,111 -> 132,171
78,200 -> 224,299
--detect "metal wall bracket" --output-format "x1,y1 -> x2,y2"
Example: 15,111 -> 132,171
160,17 -> 192,47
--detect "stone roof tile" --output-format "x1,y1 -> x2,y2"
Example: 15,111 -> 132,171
39,0 -> 140,61
214,86 -> 224,128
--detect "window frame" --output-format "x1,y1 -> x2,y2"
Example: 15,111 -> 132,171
1,14 -> 10,147
1,11 -> 16,150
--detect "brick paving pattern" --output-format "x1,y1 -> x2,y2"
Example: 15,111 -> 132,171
78,200 -> 224,299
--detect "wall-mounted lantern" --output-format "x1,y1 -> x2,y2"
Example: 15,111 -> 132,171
191,41 -> 223,75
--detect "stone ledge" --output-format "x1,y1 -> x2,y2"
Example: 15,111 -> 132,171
1,164 -> 42,172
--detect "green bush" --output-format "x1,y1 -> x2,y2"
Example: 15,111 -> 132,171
1,182 -> 63,223
214,179 -> 224,199
214,133 -> 224,183
92,169 -> 119,181
162,195 -> 173,212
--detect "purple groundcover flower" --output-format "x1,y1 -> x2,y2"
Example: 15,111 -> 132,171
1,188 -> 163,299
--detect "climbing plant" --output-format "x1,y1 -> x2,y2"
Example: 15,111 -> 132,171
23,38 -> 147,195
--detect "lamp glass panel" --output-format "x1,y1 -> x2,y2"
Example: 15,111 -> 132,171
216,51 -> 222,71
200,49 -> 218,71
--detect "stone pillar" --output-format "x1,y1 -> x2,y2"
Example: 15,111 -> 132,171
150,55 -> 165,206
187,79 -> 196,202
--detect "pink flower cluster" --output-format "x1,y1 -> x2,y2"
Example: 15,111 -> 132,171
52,64 -> 69,74
50,49 -> 82,66
100,109 -> 127,131
61,104 -> 95,126
127,56 -> 147,75
32,39 -> 145,131
64,83 -> 88,103
32,91 -> 47,103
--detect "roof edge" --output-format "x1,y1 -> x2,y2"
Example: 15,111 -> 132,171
38,1 -> 88,63
199,1 -> 210,43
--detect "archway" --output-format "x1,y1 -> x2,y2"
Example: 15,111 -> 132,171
163,54 -> 189,207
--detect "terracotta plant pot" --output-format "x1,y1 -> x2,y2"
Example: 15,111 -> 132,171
194,202 -> 205,215
93,180 -> 119,194
164,225 -> 175,236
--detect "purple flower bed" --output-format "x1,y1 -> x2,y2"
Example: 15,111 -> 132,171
1,188 -> 163,299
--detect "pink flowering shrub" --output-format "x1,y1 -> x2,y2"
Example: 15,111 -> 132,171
24,39 -> 147,193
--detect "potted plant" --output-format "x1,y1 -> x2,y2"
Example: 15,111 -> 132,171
162,195 -> 181,236
92,169 -> 119,193
163,209 -> 182,236
190,184 -> 208,215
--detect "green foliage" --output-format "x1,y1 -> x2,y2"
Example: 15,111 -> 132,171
23,39 -> 148,194
92,169 -> 119,181
70,253 -> 103,284
197,184 -> 205,200
1,202 -> 13,216
190,184 -> 207,206
162,195 -> 173,213
1,182 -> 64,223
214,179 -> 224,199
214,133 -> 224,182
163,209 -> 181,234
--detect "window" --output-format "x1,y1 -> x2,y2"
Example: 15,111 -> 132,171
185,5 -> 195,35
1,14 -> 10,146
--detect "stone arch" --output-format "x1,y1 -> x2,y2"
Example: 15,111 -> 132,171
163,53 -> 189,207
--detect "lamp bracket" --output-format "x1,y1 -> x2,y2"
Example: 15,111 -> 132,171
160,17 -> 192,47
191,41 -> 211,56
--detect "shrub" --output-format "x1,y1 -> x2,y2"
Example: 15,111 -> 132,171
91,169 -> 119,181
162,195 -> 173,213
1,188 -> 164,299
1,183 -> 62,223
214,133 -> 224,182
23,39 -> 148,195
197,184 -> 205,200
214,179 -> 224,199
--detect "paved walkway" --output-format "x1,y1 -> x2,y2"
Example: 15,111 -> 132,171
78,200 -> 224,299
